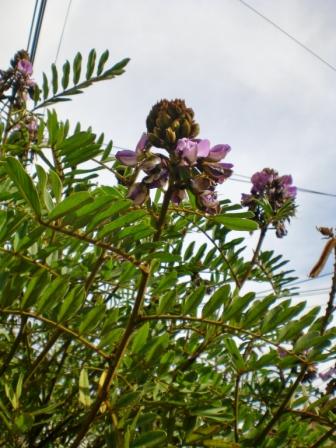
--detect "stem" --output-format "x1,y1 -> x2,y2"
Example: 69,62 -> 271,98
85,250 -> 106,292
252,366 -> 307,445
140,314 -> 307,364
0,315 -> 28,378
70,187 -> 173,447
239,225 -> 267,289
234,374 -> 241,442
309,426 -> 336,448
0,309 -> 110,359
24,329 -> 61,385
320,245 -> 336,335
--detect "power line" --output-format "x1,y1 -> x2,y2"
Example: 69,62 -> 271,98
27,0 -> 48,64
54,0 -> 73,64
235,0 -> 336,74
111,144 -> 336,199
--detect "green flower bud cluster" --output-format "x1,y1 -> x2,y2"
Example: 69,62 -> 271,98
146,99 -> 200,151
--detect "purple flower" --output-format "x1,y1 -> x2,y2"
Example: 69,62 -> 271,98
127,183 -> 148,205
191,175 -> 214,193
143,167 -> 168,189
206,144 -> 231,162
202,162 -> 233,184
172,189 -> 186,205
175,138 -> 211,165
135,132 -> 149,154
115,133 -> 149,166
319,367 -> 336,382
251,170 -> 273,193
241,193 -> 253,206
280,175 -> 297,199
197,190 -> 220,214
17,59 -> 33,76
115,149 -> 138,166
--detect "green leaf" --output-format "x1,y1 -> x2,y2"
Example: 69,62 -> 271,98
224,338 -> 245,371
5,157 -> 41,217
48,191 -> 93,220
212,215 -> 259,231
115,391 -> 141,408
79,368 -> 92,407
131,430 -> 167,448
48,170 -> 62,204
73,52 -> 82,84
36,164 -> 53,211
36,276 -> 69,314
79,305 -> 105,335
42,73 -> 49,100
61,60 -> 70,89
51,63 -> 58,94
57,285 -> 85,322
131,322 -> 150,354
97,49 -> 109,75
86,49 -> 96,80
21,269 -> 50,309
98,209 -> 147,238
294,331 -> 328,353
224,292 -> 254,321
182,285 -> 206,316
202,285 -> 230,318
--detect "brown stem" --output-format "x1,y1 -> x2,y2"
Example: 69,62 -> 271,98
234,374 -> 241,442
239,225 -> 267,289
0,315 -> 28,378
309,426 -> 336,448
24,329 -> 61,385
69,187 -> 173,447
0,308 -> 110,359
252,366 -> 307,445
320,245 -> 336,335
85,250 -> 106,292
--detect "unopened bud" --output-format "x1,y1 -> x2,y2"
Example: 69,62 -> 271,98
180,119 -> 191,137
166,128 -> 176,144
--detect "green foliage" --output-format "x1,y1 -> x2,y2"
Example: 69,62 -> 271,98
0,49 -> 335,448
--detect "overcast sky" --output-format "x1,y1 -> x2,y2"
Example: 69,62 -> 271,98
1,0 -> 336,308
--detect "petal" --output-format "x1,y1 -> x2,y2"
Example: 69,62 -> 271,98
183,145 -> 198,164
135,132 -> 149,153
115,150 -> 138,166
17,59 -> 33,76
280,174 -> 293,186
196,139 -> 210,158
208,144 -> 231,161
127,183 -> 148,205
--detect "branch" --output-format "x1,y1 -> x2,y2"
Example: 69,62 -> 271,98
69,187 -> 174,447
39,219 -> 148,272
140,314 -> 308,364
0,309 -> 110,360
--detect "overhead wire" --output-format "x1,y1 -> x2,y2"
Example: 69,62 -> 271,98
235,0 -> 336,74
54,0 -> 73,64
27,0 -> 48,64
110,144 -> 336,199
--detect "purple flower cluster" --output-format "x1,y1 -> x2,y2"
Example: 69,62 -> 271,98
115,134 -> 233,214
319,367 -> 336,382
0,51 -> 36,109
242,168 -> 297,237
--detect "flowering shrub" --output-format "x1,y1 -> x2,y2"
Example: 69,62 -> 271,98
242,167 -> 297,237
0,50 -> 335,448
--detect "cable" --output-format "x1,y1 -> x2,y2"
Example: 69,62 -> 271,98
27,0 -> 48,64
110,144 -> 336,199
235,0 -> 336,73
27,0 -> 39,53
54,0 -> 73,64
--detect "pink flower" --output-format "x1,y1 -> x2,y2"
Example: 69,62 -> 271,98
17,59 -> 33,76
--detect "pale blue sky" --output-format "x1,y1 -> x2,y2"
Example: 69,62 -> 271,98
1,0 -> 335,307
